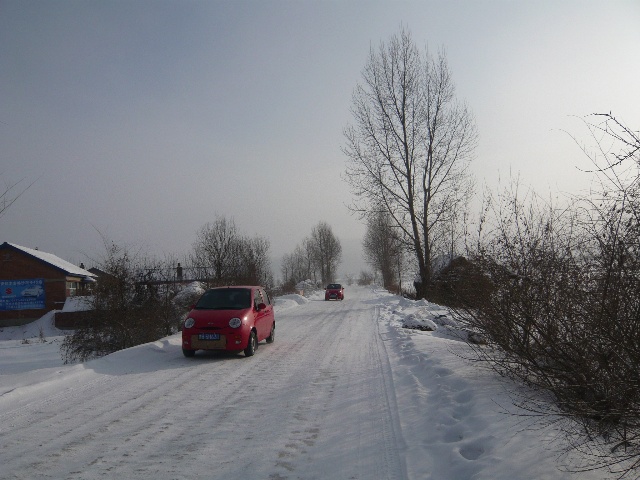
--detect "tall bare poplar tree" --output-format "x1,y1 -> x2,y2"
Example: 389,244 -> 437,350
343,28 -> 476,298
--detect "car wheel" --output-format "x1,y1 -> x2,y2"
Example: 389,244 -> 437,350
182,348 -> 195,358
266,322 -> 275,344
244,331 -> 257,357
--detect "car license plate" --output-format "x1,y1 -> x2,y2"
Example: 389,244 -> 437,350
198,333 -> 220,341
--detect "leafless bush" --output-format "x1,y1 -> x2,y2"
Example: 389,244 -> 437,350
453,114 -> 640,478
60,242 -> 179,363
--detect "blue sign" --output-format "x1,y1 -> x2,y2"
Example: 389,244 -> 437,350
0,278 -> 46,311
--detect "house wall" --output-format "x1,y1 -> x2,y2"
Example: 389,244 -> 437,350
0,247 -> 68,326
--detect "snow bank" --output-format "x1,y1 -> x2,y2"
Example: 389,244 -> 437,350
275,293 -> 310,312
172,281 -> 206,307
0,310 -> 62,341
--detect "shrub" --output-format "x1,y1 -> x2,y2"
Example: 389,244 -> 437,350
61,243 -> 181,363
453,114 -> 640,476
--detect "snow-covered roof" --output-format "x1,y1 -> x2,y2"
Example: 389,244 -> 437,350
3,242 -> 97,280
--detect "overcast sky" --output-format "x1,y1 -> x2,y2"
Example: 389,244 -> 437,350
2,0 -> 639,277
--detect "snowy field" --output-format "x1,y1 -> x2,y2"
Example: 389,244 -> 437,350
0,285 -> 610,479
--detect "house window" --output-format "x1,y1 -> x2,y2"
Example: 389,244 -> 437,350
66,281 -> 79,297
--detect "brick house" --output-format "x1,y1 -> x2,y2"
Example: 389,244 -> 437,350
0,242 -> 96,327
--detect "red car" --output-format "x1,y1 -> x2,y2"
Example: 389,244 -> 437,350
182,286 -> 275,357
324,283 -> 344,301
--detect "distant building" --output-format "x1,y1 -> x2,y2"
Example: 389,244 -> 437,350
0,242 -> 96,326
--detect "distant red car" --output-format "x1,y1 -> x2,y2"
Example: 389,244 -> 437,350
182,286 -> 275,358
324,283 -> 344,301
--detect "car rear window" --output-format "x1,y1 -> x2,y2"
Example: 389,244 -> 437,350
195,288 -> 252,310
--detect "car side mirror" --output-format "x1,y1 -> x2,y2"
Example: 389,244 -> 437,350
257,302 -> 267,311
189,304 -> 195,310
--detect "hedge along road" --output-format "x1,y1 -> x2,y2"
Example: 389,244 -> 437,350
0,285 -> 408,480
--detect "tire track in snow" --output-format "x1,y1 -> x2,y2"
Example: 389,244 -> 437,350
269,292 -> 408,480
0,288 -> 408,479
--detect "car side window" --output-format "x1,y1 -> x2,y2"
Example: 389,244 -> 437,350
254,289 -> 264,309
260,288 -> 271,306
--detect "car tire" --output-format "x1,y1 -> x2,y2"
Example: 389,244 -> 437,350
244,331 -> 257,357
182,348 -> 195,358
266,323 -> 275,344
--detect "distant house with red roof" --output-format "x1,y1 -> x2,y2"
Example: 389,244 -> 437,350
0,242 -> 96,326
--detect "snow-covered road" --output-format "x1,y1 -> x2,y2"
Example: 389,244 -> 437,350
0,286 -> 406,479
0,286 -> 609,479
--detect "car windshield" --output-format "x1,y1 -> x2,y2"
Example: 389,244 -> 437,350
195,288 -> 251,310
327,284 -> 341,289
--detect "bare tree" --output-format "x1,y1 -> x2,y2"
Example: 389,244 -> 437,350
343,27 -> 476,298
362,210 -> 403,288
190,216 -> 242,286
190,215 -> 274,288
237,235 -> 273,288
309,221 -> 342,285
281,240 -> 318,291
282,222 -> 342,288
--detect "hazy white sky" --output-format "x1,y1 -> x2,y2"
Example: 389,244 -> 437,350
2,0 -> 639,276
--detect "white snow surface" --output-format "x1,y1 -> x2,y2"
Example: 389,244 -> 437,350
0,286 -> 608,479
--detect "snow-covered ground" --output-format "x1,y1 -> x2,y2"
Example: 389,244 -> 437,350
0,286 -> 608,479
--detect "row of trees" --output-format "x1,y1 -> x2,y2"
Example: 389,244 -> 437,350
280,221 -> 342,289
